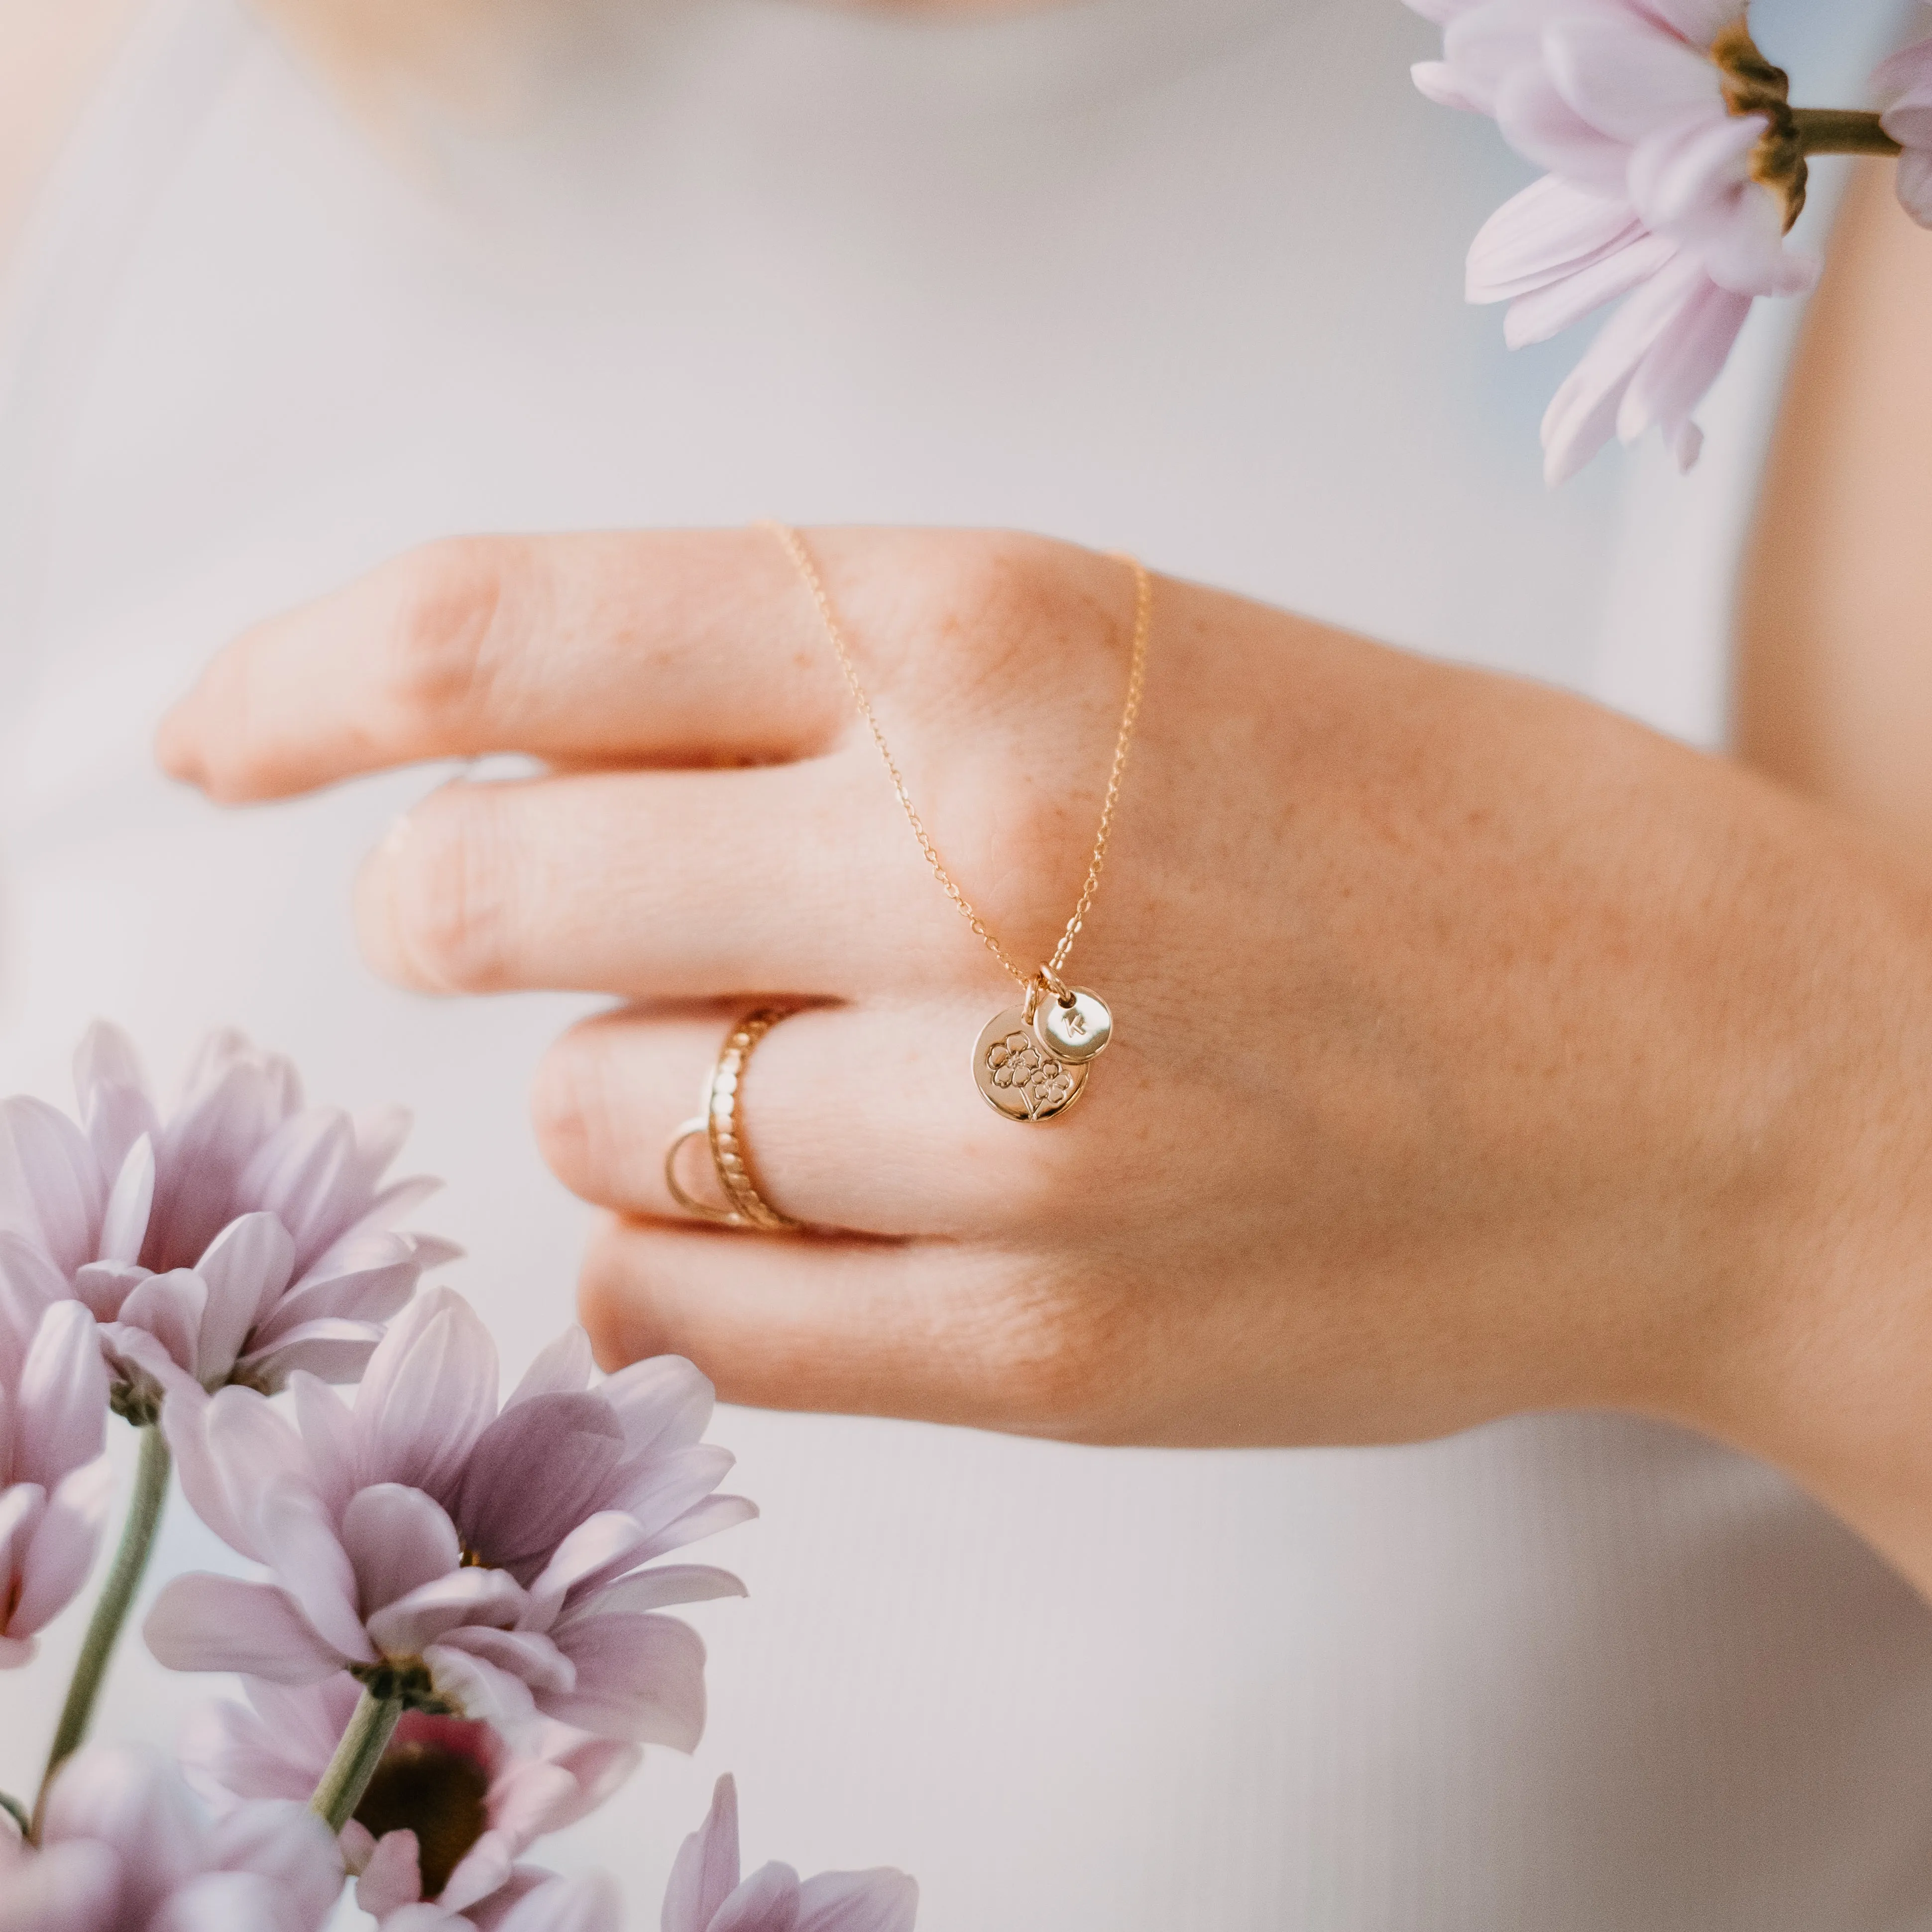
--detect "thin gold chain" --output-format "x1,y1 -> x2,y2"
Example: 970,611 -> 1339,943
767,524 -> 1152,996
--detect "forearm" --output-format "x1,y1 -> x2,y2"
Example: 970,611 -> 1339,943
1740,160 -> 1932,866
1634,780 -> 1932,1598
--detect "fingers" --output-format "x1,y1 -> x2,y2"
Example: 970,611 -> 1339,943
532,1003 -> 1037,1240
576,1217 -> 1145,1437
352,761 -> 954,1000
156,527 -> 1105,804
156,529 -> 853,800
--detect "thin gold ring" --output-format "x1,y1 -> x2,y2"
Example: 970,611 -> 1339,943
664,1009 -> 804,1232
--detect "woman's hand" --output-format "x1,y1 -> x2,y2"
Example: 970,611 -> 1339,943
156,528 -> 1932,1590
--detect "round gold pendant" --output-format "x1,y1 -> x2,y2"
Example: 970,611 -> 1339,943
1032,987 -> 1113,1064
974,1008 -> 1089,1122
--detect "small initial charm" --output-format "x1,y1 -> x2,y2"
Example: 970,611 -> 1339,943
1032,988 -> 1113,1065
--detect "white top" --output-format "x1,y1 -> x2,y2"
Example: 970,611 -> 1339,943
2,1 -> 1929,1927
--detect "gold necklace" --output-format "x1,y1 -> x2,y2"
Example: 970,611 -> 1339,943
768,525 -> 1152,1123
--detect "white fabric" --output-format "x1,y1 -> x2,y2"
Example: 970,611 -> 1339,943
1,2 -> 1930,1927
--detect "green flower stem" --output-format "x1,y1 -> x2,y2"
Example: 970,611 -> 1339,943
310,1686 -> 406,1835
31,1424 -> 171,1839
1791,108 -> 1904,159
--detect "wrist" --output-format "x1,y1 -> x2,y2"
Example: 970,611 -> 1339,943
1663,831 -> 1932,1597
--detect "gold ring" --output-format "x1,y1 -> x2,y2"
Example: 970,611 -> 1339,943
664,1008 -> 804,1232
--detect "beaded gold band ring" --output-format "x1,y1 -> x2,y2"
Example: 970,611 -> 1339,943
664,1008 -> 804,1233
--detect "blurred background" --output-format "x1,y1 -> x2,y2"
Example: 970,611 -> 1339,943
0,2 -> 1925,1928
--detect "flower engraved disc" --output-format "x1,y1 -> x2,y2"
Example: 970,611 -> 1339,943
1032,987 -> 1113,1064
974,1007 -> 1089,1122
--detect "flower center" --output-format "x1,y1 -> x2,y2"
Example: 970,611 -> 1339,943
352,1740 -> 492,1900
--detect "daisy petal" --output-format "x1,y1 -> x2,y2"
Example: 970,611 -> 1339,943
366,1568 -> 527,1657
664,1775 -> 742,1932
356,1290 -> 499,1504
237,1319 -> 384,1390
98,1136 -> 156,1268
422,1643 -> 540,1731
600,1356 -> 716,1459
796,1870 -> 920,1932
489,1872 -> 624,1932
10,1459 -> 114,1635
1545,15 -> 1722,144
355,1831 -> 426,1916
16,1301 -> 108,1489
711,1863 -> 802,1932
0,1097 -> 105,1277
193,1214 -> 296,1384
340,1482 -> 462,1615
508,1329 -> 594,1407
115,1270 -> 207,1381
255,1480 -> 374,1663
577,1565 -> 748,1617
145,1575 -> 346,1682
544,1610 -> 707,1749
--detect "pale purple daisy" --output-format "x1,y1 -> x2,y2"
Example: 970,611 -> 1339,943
659,1777 -> 918,1932
146,1291 -> 751,1741
0,1296 -> 113,1667
0,1023 -> 453,1405
1409,0 -> 1820,479
1418,0 -> 1813,288
0,1746 -> 342,1932
182,1674 -> 639,1915
1474,207 -> 1756,480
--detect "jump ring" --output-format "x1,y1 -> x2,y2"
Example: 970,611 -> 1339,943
663,1009 -> 805,1233
664,1120 -> 736,1224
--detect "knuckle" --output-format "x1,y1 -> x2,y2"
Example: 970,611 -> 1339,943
886,531 -> 1131,894
379,537 -> 516,734
844,531 -> 1071,713
388,787 -> 512,991
925,532 -> 1069,677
